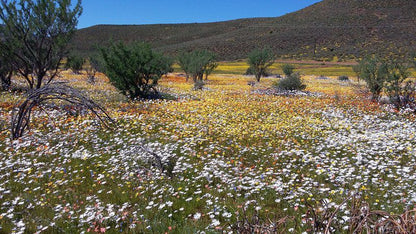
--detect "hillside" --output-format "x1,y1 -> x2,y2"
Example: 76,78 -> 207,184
71,0 -> 416,61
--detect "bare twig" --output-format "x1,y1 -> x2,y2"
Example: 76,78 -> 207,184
11,82 -> 114,139
324,193 -> 357,233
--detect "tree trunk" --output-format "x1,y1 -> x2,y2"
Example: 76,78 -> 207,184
256,74 -> 261,82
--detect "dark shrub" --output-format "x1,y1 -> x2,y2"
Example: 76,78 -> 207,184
65,55 -> 85,74
338,75 -> 349,81
245,66 -> 269,77
281,64 -> 295,77
101,42 -> 172,100
274,73 -> 306,91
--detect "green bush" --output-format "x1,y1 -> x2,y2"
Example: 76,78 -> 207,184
193,80 -> 205,90
244,66 -> 269,77
65,55 -> 85,74
384,60 -> 411,109
281,64 -> 295,77
355,56 -> 414,108
274,73 -> 306,91
101,42 -> 172,100
338,75 -> 349,81
85,56 -> 104,84
0,48 -> 14,91
354,56 -> 388,101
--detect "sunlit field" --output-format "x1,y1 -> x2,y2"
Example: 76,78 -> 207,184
214,61 -> 359,77
1,69 -> 416,233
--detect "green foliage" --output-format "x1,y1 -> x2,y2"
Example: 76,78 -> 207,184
412,52 -> 416,68
383,60 -> 411,109
65,55 -> 85,74
101,42 -> 173,100
247,48 -> 274,82
85,56 -> 104,84
352,64 -> 361,82
244,66 -> 269,77
281,64 -> 295,77
356,56 -> 414,108
274,73 -> 306,91
177,50 -> 217,83
193,80 -> 205,91
0,47 -> 14,91
0,0 -> 82,89
355,56 -> 388,101
338,75 -> 349,81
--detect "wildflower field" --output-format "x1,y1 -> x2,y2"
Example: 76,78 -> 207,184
1,70 -> 416,233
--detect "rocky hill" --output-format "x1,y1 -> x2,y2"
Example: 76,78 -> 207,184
71,0 -> 416,61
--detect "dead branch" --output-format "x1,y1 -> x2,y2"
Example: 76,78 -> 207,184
11,82 -> 114,139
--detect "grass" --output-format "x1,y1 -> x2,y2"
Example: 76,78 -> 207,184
178,60 -> 416,78
1,67 -> 416,233
210,60 -> 358,77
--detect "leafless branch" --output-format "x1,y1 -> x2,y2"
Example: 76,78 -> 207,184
11,82 -> 114,139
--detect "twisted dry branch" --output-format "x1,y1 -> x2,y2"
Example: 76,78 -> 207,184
11,83 -> 114,139
232,205 -> 296,233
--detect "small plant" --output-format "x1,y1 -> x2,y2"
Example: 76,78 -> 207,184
316,75 -> 329,80
65,55 -> 85,74
0,49 -> 13,91
338,75 -> 349,81
274,73 -> 306,91
193,80 -> 205,90
334,91 -> 341,102
244,66 -> 269,77
383,60 -> 411,109
354,56 -> 387,101
85,56 -> 104,84
281,64 -> 295,77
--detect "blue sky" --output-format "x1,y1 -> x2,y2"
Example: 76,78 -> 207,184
77,0 -> 322,29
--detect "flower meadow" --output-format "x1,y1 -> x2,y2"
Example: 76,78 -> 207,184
1,72 -> 416,233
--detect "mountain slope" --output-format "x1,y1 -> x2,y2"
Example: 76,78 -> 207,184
71,0 -> 416,60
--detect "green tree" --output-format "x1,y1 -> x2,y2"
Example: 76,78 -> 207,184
355,56 -> 388,101
247,47 -> 275,82
0,0 -> 82,89
101,42 -> 172,100
177,50 -> 217,83
204,60 -> 218,81
281,64 -> 295,77
65,55 -> 85,74
177,52 -> 192,82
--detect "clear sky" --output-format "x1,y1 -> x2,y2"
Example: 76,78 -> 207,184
77,0 -> 322,29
